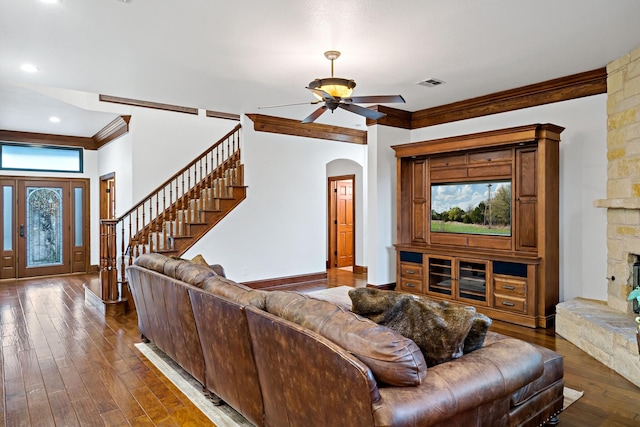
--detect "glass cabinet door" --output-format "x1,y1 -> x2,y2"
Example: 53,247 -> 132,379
457,259 -> 488,303
427,257 -> 453,296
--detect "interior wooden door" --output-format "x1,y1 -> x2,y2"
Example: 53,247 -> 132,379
328,175 -> 355,269
336,179 -> 354,267
100,172 -> 116,219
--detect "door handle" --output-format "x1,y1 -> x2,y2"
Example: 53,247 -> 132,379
20,224 -> 24,237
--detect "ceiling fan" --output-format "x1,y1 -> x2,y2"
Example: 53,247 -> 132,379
260,51 -> 406,124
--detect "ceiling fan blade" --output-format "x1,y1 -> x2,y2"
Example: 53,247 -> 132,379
346,95 -> 406,104
301,105 -> 328,123
258,100 -> 322,109
305,87 -> 336,101
338,103 -> 386,120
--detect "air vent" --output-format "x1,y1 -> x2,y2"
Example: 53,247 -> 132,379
417,78 -> 445,88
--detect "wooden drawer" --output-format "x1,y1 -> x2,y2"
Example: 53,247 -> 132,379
430,154 -> 466,168
431,167 -> 467,181
467,163 -> 512,178
400,278 -> 423,293
400,263 -> 423,278
494,295 -> 526,313
468,149 -> 512,164
494,275 -> 526,297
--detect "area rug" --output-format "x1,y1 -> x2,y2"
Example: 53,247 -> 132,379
563,386 -> 584,410
134,342 -> 252,427
136,342 -> 583,425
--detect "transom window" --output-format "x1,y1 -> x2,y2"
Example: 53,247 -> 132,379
0,142 -> 83,173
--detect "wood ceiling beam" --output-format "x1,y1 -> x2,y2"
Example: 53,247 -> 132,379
245,114 -> 367,145
99,94 -> 199,115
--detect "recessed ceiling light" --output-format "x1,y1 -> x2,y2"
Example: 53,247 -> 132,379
49,116 -> 61,123
20,63 -> 39,73
40,0 -> 61,3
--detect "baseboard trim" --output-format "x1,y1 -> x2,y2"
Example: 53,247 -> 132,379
242,271 -> 328,290
353,265 -> 368,274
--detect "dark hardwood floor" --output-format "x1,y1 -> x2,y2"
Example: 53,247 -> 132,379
1,270 -> 639,426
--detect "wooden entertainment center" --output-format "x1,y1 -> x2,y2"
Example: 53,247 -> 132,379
392,124 -> 563,328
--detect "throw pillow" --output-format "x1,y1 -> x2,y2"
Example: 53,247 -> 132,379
191,254 -> 209,266
349,288 -> 491,367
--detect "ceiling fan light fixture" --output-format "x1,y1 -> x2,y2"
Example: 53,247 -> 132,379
308,77 -> 356,99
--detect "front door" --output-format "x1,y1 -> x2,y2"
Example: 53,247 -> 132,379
0,177 -> 88,279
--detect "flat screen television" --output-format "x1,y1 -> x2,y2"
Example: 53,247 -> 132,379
430,180 -> 511,236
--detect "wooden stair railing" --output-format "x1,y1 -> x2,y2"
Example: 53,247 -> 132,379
97,124 -> 244,309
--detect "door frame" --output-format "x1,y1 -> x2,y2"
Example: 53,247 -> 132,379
327,174 -> 355,269
100,172 -> 116,220
1,176 -> 90,279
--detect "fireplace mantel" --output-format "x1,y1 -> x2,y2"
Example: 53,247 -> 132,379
594,198 -> 640,209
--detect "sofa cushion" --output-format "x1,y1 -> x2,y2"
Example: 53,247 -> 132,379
174,262 -> 217,287
200,276 -> 267,309
163,258 -> 188,277
265,291 -> 427,386
349,288 -> 491,367
134,253 -> 171,273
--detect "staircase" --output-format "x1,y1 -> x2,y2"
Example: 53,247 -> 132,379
90,124 -> 245,315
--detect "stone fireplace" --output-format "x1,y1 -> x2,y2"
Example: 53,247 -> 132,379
556,44 -> 640,388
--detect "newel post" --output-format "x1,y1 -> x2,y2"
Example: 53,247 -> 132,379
100,219 -> 119,301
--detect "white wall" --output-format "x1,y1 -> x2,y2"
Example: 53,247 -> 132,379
367,125 -> 411,285
409,94 -> 608,302
184,117 -> 367,283
126,109 -> 238,201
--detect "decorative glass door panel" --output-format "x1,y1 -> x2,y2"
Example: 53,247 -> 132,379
26,187 -> 64,267
457,259 -> 488,303
1,180 -> 16,279
427,257 -> 453,296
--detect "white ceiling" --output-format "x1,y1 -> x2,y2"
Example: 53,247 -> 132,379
2,0 -> 640,135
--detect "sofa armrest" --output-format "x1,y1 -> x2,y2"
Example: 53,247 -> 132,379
245,305 -> 380,427
373,337 -> 544,427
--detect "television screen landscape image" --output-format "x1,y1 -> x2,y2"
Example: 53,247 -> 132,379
430,180 -> 511,236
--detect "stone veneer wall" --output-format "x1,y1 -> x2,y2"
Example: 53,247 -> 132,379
604,43 -> 640,313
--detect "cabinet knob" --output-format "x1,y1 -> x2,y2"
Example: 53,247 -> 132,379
406,283 -> 415,288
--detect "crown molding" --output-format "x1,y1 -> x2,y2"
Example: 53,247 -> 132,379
93,115 -> 131,149
410,67 -> 607,129
366,105 -> 412,128
0,129 -> 96,149
245,114 -> 367,145
99,94 -> 199,115
0,114 -> 131,151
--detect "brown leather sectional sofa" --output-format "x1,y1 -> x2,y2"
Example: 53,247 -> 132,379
127,253 -> 564,427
